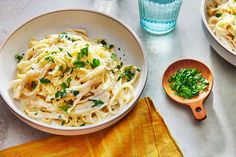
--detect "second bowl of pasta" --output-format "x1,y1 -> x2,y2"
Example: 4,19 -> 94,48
201,0 -> 236,66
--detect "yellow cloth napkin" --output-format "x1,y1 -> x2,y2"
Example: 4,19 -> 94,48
0,97 -> 183,157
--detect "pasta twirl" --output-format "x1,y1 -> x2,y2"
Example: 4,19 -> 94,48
11,29 -> 140,127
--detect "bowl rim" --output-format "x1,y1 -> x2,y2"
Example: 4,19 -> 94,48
0,9 -> 148,131
200,0 -> 236,57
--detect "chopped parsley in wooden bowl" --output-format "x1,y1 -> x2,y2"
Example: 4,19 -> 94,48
168,68 -> 209,99
162,59 -> 214,121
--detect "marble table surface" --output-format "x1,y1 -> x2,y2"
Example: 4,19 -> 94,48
1,0 -> 236,156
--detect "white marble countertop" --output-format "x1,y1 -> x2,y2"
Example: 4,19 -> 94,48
1,0 -> 236,156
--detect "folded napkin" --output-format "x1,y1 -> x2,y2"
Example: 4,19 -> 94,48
0,97 -> 183,157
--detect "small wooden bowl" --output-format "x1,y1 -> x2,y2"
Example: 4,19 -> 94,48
162,59 -> 214,121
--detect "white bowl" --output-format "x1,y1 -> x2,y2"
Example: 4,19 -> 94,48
0,9 -> 148,135
201,0 -> 236,66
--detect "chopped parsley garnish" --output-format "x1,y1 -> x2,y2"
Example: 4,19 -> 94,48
55,90 -> 67,99
59,104 -> 70,112
15,53 -> 24,63
61,83 -> 67,90
31,81 -> 37,89
59,32 -> 68,39
58,115 -> 62,119
111,53 -> 117,60
215,13 -> 222,18
67,51 -> 72,57
59,100 -> 73,112
58,47 -> 63,52
67,77 -> 72,85
64,66 -> 70,73
109,44 -> 114,49
116,65 -> 121,69
55,77 -> 72,99
58,103 -> 71,112
59,65 -> 64,71
51,51 -> 57,55
117,73 -> 124,81
77,46 -> 89,59
99,39 -> 107,46
61,120 -> 66,126
71,90 -> 80,96
98,39 -> 114,50
60,77 -> 72,90
45,56 -> 54,63
89,99 -> 104,108
117,67 -> 135,82
74,60 -> 86,68
59,32 -> 77,42
70,67 -> 74,74
90,58 -> 100,69
39,78 -> 51,84
168,68 -> 209,99
80,123 -> 85,127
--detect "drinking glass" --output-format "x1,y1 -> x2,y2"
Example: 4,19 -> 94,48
138,0 -> 182,35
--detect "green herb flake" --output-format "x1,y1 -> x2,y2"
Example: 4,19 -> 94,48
61,83 -> 67,90
71,38 -> 78,42
137,68 -> 141,72
59,65 -> 64,71
31,81 -> 37,89
99,39 -> 114,50
58,115 -> 62,119
70,67 -> 74,74
168,68 -> 209,99
80,123 -> 85,127
39,78 -> 51,84
77,47 -> 89,59
99,39 -> 107,46
58,104 -> 71,112
66,77 -> 72,86
15,53 -> 24,63
45,56 -> 54,63
215,13 -> 222,18
61,120 -> 66,126
109,44 -> 114,49
58,47 -> 63,52
90,58 -> 100,69
74,60 -> 86,68
67,51 -> 72,57
59,100 -> 73,112
117,67 -> 135,82
89,99 -> 104,108
64,66 -> 70,73
111,53 -> 117,60
116,65 -> 121,69
59,32 -> 68,39
71,90 -> 80,96
55,90 -> 67,98
124,67 -> 135,82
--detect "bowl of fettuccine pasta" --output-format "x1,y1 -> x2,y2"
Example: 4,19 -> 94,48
201,0 -> 236,66
0,9 -> 147,135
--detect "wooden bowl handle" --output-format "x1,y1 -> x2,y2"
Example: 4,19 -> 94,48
188,100 -> 207,121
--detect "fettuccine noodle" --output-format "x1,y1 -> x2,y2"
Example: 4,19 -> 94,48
11,29 -> 140,127
208,0 -> 236,52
